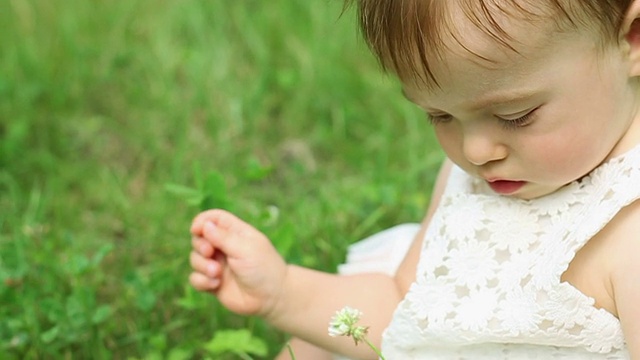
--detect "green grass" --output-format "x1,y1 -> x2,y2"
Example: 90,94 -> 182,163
0,0 -> 443,358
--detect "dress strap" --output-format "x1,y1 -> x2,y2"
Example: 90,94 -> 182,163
556,144 -> 640,277
577,148 -> 640,229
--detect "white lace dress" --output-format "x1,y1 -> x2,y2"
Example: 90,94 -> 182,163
340,144 -> 640,359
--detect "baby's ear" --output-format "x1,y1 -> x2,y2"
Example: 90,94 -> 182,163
622,0 -> 640,77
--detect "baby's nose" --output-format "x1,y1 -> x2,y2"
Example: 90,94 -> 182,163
462,131 -> 507,166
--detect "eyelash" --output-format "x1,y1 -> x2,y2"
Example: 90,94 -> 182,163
427,114 -> 453,125
427,108 -> 538,130
499,109 -> 538,130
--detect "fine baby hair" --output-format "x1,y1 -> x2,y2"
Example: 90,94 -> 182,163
190,0 -> 640,359
346,0 -> 632,87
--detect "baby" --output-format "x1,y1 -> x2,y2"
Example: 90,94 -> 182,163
190,0 -> 640,358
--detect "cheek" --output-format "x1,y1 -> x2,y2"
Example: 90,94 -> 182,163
523,128 -> 601,181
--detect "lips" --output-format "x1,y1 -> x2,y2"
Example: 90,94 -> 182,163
487,180 -> 526,195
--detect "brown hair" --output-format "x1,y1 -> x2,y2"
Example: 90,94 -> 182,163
344,0 -> 633,87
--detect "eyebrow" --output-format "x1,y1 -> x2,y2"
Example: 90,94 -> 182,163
401,87 -> 538,111
467,89 -> 538,110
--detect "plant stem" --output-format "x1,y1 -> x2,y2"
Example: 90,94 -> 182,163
363,338 -> 386,360
286,341 -> 297,360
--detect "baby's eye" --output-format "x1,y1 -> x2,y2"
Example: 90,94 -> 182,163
496,107 -> 539,130
427,113 -> 453,125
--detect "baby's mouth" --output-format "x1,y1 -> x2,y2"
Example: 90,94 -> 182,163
487,180 -> 527,195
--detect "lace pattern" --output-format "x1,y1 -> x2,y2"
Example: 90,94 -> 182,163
382,145 -> 640,359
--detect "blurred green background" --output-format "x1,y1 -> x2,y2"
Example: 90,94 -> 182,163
0,0 -> 443,358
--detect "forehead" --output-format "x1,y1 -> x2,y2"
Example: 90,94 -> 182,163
400,11 -> 597,110
375,0 -> 578,88
442,4 -> 554,65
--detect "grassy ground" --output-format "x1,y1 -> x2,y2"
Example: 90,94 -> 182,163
0,0 -> 443,358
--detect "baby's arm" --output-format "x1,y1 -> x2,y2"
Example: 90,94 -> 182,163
189,209 -> 402,358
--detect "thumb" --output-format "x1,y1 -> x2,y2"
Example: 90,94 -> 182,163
202,220 -> 245,259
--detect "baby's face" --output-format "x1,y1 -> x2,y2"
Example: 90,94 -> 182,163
402,13 -> 639,199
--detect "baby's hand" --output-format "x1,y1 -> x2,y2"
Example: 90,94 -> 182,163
189,209 -> 288,318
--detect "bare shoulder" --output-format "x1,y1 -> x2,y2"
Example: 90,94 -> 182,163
562,198 -> 640,355
563,198 -> 640,310
605,198 -> 640,283
608,197 -> 640,247
607,199 -> 640,356
593,196 -> 640,259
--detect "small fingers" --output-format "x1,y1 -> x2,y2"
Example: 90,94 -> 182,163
190,250 -> 221,278
192,236 -> 214,258
190,209 -> 229,236
189,272 -> 220,291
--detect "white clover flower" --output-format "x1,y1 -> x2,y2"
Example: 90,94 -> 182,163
328,306 -> 369,344
328,321 -> 351,338
328,306 -> 386,359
